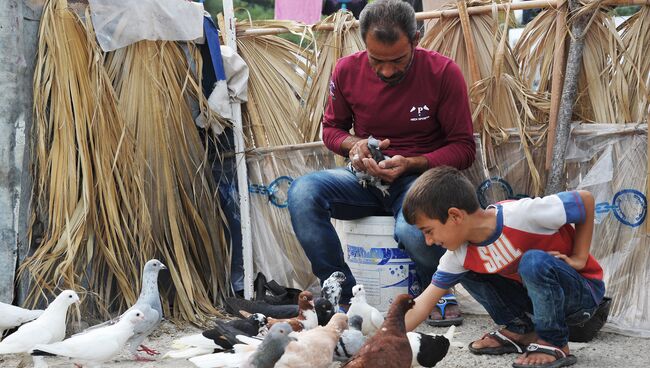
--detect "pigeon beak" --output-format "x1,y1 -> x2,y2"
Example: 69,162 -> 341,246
160,263 -> 168,270
310,300 -> 315,307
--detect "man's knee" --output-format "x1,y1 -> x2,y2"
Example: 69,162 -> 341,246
394,215 -> 424,250
288,175 -> 320,214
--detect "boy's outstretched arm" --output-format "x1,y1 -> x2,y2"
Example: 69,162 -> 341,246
405,283 -> 448,331
549,190 -> 595,270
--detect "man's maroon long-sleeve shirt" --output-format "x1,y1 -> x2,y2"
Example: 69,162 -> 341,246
323,47 -> 475,170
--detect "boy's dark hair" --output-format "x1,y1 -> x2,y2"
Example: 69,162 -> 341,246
403,166 -> 480,224
359,0 -> 417,44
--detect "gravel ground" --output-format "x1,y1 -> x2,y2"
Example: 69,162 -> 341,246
1,314 -> 648,367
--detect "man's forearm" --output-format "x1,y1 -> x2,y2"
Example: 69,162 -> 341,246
404,156 -> 430,174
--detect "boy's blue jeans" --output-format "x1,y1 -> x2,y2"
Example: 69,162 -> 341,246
460,250 -> 606,347
287,168 -> 446,303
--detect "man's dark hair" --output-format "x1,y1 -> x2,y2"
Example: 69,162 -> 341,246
402,166 -> 480,225
359,0 -> 417,44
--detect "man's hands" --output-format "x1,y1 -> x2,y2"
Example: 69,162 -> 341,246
348,138 -> 391,172
363,155 -> 409,183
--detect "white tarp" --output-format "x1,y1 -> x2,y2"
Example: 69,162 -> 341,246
88,0 -> 204,52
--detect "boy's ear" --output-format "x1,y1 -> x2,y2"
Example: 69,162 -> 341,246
448,207 -> 464,223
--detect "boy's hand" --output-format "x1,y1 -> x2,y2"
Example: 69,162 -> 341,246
547,251 -> 587,270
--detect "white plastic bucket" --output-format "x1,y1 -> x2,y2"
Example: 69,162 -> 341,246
336,216 -> 418,312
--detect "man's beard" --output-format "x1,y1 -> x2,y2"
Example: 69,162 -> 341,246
378,47 -> 415,86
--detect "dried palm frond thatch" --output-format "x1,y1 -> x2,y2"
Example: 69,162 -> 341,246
25,0 -> 230,324
25,0 -> 140,314
235,21 -> 315,147
105,41 -> 230,323
420,1 -> 549,195
573,5 -> 626,123
298,11 -> 365,143
615,6 -> 650,123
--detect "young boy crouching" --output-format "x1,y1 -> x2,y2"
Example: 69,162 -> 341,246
402,166 -> 605,368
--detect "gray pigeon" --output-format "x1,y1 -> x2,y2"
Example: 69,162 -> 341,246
126,259 -> 166,359
0,302 -> 44,340
348,136 -> 391,196
334,315 -> 366,362
0,290 -> 79,354
321,271 -> 346,314
242,322 -> 295,368
188,322 -> 294,368
84,259 -> 166,360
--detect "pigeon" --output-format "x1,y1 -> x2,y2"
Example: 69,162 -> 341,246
348,136 -> 391,196
0,290 -> 79,354
82,259 -> 166,360
0,302 -> 44,340
241,322 -> 295,368
164,314 -> 267,359
343,294 -> 415,368
30,309 -> 146,367
321,271 -> 346,314
407,325 -> 454,367
347,284 -> 384,336
267,291 -> 317,332
189,322 -> 294,368
334,315 -> 366,362
274,313 -> 348,368
314,297 -> 334,326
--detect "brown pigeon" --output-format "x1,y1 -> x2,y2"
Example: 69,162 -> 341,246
267,291 -> 317,332
343,294 -> 415,368
274,313 -> 348,368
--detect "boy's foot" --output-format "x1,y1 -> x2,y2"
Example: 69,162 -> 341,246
469,329 -> 536,355
512,340 -> 577,368
426,294 -> 464,327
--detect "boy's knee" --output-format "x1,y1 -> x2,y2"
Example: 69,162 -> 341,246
518,250 -> 552,279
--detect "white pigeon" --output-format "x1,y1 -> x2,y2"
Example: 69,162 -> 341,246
346,284 -> 384,336
30,309 -> 146,368
80,259 -> 166,360
0,290 -> 79,354
408,325 -> 455,367
0,302 -> 44,340
333,315 -> 366,361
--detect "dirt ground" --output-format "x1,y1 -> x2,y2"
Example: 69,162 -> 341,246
1,314 -> 648,368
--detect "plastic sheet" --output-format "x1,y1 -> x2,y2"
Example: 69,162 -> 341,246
565,123 -> 649,337
244,143 -> 338,291
87,0 -> 204,52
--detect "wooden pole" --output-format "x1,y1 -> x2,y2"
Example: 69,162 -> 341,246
237,0 -> 650,37
545,0 -> 568,170
222,0 -> 255,300
545,0 -> 593,195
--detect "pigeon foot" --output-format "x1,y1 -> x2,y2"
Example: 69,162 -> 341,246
137,345 -> 160,356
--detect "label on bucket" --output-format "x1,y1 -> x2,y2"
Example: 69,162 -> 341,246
347,244 -> 419,312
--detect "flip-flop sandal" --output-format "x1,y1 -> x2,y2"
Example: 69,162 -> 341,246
426,294 -> 464,327
512,343 -> 577,368
468,330 -> 527,355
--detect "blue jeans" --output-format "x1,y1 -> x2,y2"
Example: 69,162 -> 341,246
460,250 -> 606,347
287,167 -> 446,303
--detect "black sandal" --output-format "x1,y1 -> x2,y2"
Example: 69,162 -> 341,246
468,330 -> 526,355
511,343 -> 578,368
